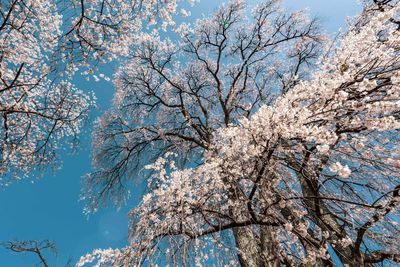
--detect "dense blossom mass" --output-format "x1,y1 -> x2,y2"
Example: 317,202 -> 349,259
0,0 -> 179,184
80,0 -> 400,266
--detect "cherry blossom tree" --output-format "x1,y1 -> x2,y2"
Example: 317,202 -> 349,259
0,0 -> 93,184
85,0 -> 322,209
0,0 -> 180,185
80,0 -> 400,266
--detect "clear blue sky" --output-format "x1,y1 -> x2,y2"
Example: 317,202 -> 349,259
0,1 -> 361,266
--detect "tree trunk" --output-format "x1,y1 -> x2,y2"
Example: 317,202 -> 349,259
260,225 -> 280,267
233,226 -> 263,267
232,225 -> 280,267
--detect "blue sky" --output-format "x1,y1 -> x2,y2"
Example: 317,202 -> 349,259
0,1 -> 361,266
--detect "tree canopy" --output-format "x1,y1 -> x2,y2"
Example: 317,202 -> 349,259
79,0 -> 400,266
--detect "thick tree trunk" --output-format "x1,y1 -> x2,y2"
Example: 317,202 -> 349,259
260,225 -> 280,267
233,226 -> 263,267
233,225 -> 281,267
229,173 -> 281,266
